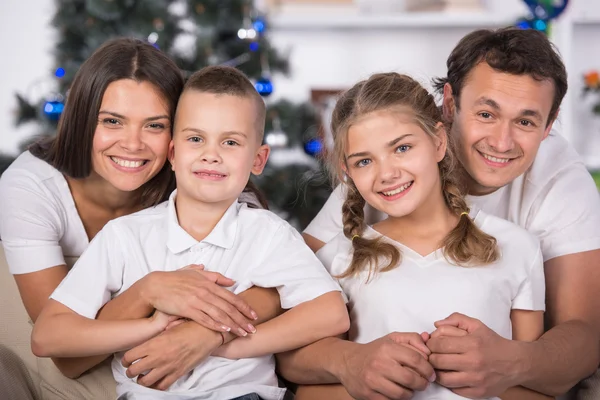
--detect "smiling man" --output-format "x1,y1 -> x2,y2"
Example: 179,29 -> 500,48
277,27 -> 600,400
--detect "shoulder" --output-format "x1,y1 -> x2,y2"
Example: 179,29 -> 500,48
238,205 -> 301,238
106,202 -> 169,234
475,210 -> 540,259
525,132 -> 591,191
316,232 -> 353,275
0,151 -> 62,190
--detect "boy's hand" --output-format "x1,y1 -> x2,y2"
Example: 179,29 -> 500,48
150,309 -> 181,331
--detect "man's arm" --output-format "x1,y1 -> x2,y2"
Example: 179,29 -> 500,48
519,250 -> 600,394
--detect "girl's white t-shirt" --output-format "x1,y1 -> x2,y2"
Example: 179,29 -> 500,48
316,209 -> 545,400
0,151 -> 89,274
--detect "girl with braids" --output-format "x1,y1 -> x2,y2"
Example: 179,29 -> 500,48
288,73 -> 547,400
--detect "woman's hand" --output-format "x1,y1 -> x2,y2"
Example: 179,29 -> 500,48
143,264 -> 258,336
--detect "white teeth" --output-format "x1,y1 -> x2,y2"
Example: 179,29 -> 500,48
110,157 -> 145,168
482,154 -> 510,164
382,182 -> 412,196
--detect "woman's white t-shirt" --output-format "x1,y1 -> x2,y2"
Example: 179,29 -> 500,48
316,210 -> 545,400
0,151 -> 89,274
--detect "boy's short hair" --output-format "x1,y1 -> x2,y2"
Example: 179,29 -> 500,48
184,66 -> 266,140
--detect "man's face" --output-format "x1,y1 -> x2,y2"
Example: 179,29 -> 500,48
445,62 -> 556,195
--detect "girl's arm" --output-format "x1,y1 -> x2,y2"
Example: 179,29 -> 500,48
213,291 -> 349,359
31,299 -> 172,358
499,310 -> 554,400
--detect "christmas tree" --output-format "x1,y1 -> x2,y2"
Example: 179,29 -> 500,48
10,0 -> 331,229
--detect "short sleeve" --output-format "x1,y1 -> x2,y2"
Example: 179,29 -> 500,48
50,222 -> 125,319
236,223 -> 344,309
512,248 -> 546,312
303,185 -> 345,244
316,233 -> 353,277
528,166 -> 600,261
0,170 -> 65,274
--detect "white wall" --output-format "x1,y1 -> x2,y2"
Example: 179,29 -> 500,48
0,0 -> 55,155
2,0 -> 600,165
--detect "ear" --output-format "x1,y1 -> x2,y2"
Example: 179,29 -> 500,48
442,83 -> 456,123
433,122 -> 448,163
167,140 -> 176,171
543,108 -> 558,141
251,144 -> 270,176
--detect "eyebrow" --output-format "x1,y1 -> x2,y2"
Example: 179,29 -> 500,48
181,127 -> 248,138
346,133 -> 414,159
475,97 -> 543,122
98,110 -> 170,122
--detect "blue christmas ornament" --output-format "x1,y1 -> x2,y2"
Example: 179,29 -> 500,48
249,42 -> 259,52
304,138 -> 323,156
515,16 -> 548,34
253,18 -> 266,34
522,0 -> 569,20
43,100 -> 64,121
55,68 -> 65,78
255,77 -> 273,97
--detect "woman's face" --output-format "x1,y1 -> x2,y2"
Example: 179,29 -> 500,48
91,79 -> 171,192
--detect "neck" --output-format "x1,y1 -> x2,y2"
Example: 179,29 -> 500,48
455,165 -> 499,197
379,183 -> 458,243
175,191 -> 233,242
67,173 -> 141,214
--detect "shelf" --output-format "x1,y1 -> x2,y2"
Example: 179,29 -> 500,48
269,12 -> 522,30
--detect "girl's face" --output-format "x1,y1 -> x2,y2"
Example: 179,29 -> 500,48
91,79 -> 171,192
344,109 -> 447,219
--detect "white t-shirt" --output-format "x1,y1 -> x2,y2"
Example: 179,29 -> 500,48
0,151 -> 89,274
317,209 -> 545,400
50,190 -> 343,400
305,133 -> 600,262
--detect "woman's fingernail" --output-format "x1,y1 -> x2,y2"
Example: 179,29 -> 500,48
238,328 -> 248,337
251,311 -> 258,320
221,325 -> 231,332
429,372 -> 437,382
247,324 -> 256,333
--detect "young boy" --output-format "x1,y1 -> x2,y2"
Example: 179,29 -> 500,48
31,66 -> 349,400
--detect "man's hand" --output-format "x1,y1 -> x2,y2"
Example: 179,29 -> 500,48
337,332 -> 436,400
121,320 -> 222,390
427,313 -> 522,399
143,264 -> 257,336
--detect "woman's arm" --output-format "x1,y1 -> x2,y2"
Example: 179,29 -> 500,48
31,299 -> 172,358
213,291 -> 349,359
499,310 -> 554,400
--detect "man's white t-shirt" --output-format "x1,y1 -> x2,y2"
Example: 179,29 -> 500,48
50,190 -> 343,400
317,209 -> 545,400
0,151 -> 89,274
305,133 -> 600,262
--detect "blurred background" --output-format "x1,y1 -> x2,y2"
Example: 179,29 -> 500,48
0,0 -> 599,229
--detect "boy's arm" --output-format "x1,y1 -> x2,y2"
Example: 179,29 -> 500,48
214,291 -> 349,359
31,299 -> 171,358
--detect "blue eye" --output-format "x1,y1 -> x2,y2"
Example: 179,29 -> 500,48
355,159 -> 371,168
396,145 -> 411,153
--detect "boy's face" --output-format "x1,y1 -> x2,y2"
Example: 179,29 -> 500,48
444,62 -> 556,195
169,91 -> 269,208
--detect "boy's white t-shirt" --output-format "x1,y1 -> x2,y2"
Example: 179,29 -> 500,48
0,151 -> 90,273
305,133 -> 600,262
50,190 -> 343,400
317,209 -> 545,400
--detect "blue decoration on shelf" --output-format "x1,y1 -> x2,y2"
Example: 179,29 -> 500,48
253,18 -> 266,34
515,17 -> 548,34
255,77 -> 273,97
55,68 -> 65,78
43,100 -> 64,121
304,138 -> 323,156
522,0 -> 569,20
249,42 -> 259,52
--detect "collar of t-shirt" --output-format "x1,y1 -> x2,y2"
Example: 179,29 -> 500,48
165,190 -> 241,254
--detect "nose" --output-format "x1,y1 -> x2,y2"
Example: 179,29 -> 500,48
120,127 -> 144,152
200,143 -> 222,164
378,158 -> 401,183
487,123 -> 515,153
